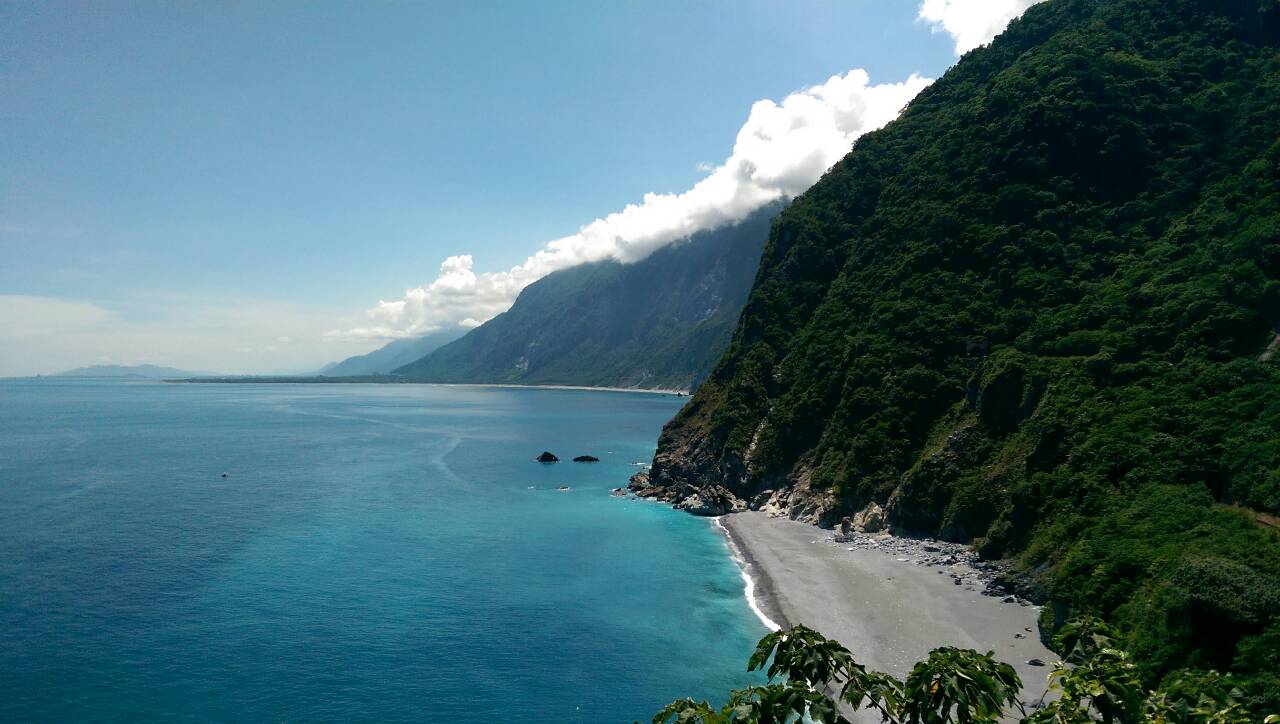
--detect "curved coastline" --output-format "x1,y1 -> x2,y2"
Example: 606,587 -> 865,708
711,516 -> 784,632
710,511 -> 1054,709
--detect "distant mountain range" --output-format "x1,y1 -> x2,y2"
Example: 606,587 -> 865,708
392,204 -> 780,390
319,329 -> 467,377
54,364 -> 217,379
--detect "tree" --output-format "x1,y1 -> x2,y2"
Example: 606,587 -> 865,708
653,621 -> 1273,723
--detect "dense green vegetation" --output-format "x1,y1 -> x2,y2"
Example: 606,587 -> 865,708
649,0 -> 1280,710
394,205 -> 778,389
655,621 -> 1278,723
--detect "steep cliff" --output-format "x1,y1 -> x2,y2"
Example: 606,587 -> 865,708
641,0 -> 1280,703
394,205 -> 778,390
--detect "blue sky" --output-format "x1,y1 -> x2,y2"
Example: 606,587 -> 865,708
0,1 -> 1033,375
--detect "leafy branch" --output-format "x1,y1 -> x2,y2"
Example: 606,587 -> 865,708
653,621 -> 1274,724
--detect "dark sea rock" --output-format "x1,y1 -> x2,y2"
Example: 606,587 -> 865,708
536,451 -> 559,463
627,470 -> 651,491
572,455 -> 599,462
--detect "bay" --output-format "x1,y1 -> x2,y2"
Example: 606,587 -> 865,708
0,380 -> 765,722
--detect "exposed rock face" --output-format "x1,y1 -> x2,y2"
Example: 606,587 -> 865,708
635,430 -> 844,525
833,502 -> 888,541
627,470 -> 651,491
536,451 -> 559,463
572,455 -> 600,462
674,486 -> 747,516
753,481 -> 843,527
855,502 -> 887,533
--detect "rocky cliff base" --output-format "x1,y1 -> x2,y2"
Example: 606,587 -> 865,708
627,469 -> 1048,608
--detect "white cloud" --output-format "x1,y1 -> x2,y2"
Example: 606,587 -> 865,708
0,295 -> 114,337
918,0 -> 1045,55
344,69 -> 933,339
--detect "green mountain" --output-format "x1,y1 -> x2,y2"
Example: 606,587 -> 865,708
394,205 -> 779,390
319,329 -> 466,377
639,0 -> 1280,708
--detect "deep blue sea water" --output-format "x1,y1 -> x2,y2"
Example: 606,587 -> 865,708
0,380 -> 766,722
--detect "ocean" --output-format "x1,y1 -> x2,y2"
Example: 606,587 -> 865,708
0,380 -> 767,721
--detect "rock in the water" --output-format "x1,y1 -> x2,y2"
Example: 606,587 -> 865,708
536,451 -> 559,463
572,455 -> 600,462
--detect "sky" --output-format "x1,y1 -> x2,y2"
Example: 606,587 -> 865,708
0,0 -> 1041,376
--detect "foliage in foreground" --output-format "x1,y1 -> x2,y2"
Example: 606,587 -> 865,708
653,620 -> 1278,724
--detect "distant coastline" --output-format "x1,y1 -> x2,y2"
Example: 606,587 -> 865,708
171,377 -> 690,395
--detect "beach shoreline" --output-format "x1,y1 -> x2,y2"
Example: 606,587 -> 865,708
711,517 -> 785,632
713,511 -> 1053,712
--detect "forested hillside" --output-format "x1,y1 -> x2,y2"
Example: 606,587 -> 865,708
394,205 -> 778,390
640,0 -> 1280,709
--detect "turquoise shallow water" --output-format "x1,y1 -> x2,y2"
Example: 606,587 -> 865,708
0,380 -> 765,722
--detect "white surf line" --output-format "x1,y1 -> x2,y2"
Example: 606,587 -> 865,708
711,516 -> 782,632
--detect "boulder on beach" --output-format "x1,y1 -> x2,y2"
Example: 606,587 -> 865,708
852,501 -> 887,533
572,455 -> 599,462
536,451 -> 559,463
674,485 -> 746,516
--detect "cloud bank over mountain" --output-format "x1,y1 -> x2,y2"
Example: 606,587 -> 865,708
341,0 -> 1046,341
341,70 -> 932,340
918,0 -> 1046,54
